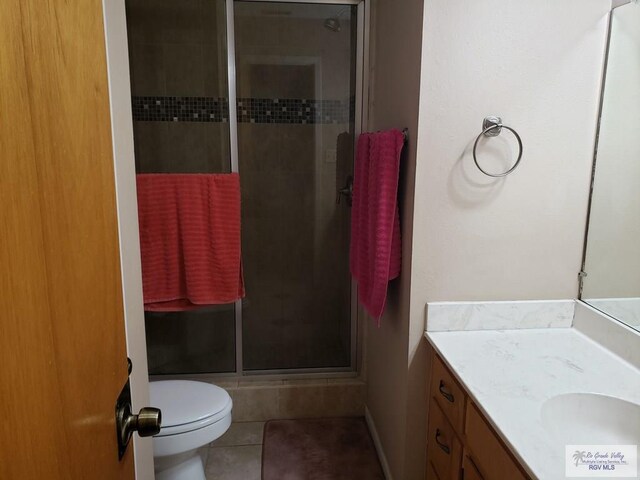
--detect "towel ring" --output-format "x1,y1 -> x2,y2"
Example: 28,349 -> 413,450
472,116 -> 523,178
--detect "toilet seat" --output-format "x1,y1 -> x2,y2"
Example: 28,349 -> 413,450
150,380 -> 232,436
156,400 -> 232,436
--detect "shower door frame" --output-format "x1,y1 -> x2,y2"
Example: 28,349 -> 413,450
225,0 -> 369,377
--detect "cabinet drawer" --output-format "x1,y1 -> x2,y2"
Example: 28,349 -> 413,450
462,454 -> 484,480
464,402 -> 528,480
427,401 -> 462,480
431,354 -> 466,434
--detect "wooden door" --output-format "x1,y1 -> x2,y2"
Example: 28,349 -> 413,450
0,1 -> 135,479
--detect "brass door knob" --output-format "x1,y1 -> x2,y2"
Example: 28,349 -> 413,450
131,407 -> 162,438
116,402 -> 162,453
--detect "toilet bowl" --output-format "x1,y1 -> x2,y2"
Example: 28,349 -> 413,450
150,380 -> 232,480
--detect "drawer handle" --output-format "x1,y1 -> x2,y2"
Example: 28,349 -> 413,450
439,380 -> 455,403
435,428 -> 451,455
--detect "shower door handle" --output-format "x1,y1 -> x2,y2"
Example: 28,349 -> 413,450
336,175 -> 353,206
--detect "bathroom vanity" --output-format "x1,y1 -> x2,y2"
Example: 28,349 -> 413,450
424,301 -> 640,480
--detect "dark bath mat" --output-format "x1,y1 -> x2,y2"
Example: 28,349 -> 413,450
262,417 -> 385,480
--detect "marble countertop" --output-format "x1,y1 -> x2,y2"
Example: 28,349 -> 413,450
425,327 -> 640,480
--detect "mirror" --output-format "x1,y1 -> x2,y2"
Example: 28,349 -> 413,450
581,1 -> 640,332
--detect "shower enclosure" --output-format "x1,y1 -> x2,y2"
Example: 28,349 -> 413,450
125,0 -> 365,375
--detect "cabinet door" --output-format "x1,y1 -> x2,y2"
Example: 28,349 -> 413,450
465,402 -> 528,480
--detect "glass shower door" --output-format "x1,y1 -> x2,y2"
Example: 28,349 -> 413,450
126,0 -> 361,376
126,0 -> 236,374
234,2 -> 358,371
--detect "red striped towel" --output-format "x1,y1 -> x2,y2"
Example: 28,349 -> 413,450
136,173 -> 244,311
350,130 -> 403,324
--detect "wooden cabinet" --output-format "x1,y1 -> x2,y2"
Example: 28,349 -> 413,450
426,352 -> 531,480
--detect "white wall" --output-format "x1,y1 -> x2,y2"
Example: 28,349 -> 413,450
414,0 -> 609,305
366,1 -> 610,479
412,2 -> 608,476
365,0 -> 424,478
583,2 -> 640,299
102,2 -> 154,478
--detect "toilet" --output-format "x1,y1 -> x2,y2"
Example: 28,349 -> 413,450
150,380 -> 233,480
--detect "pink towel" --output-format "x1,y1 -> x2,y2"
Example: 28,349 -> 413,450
350,130 -> 403,324
136,173 -> 245,311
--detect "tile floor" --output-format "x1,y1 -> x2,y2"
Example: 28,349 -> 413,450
205,422 -> 265,480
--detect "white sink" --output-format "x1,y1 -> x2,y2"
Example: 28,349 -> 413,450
541,393 -> 640,445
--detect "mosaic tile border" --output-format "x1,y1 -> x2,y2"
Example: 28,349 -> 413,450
132,96 -> 229,123
132,96 -> 355,124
